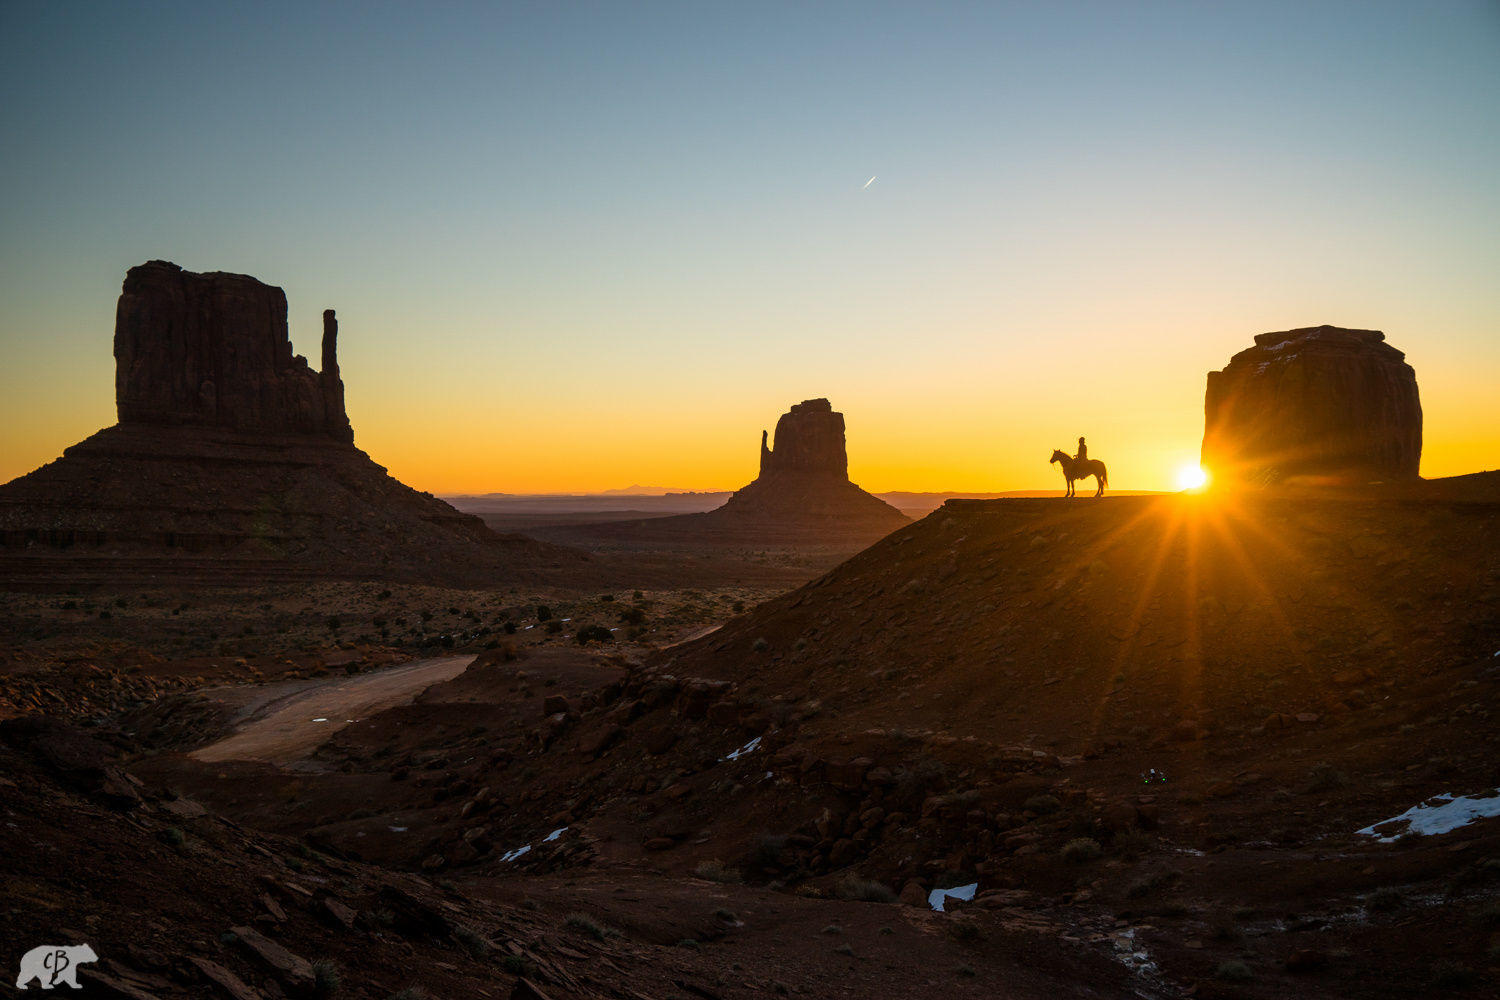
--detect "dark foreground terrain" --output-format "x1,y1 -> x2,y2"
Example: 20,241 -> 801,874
3,480 -> 1499,999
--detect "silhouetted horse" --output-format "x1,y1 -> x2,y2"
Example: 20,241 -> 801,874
1050,449 -> 1108,497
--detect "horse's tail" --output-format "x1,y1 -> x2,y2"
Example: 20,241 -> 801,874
1098,462 -> 1108,488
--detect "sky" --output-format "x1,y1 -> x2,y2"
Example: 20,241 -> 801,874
2,1 -> 1496,494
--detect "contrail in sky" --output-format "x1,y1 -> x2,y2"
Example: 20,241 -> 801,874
863,175 -> 876,189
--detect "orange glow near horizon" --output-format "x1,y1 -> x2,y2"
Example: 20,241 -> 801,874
2,4 -> 1497,497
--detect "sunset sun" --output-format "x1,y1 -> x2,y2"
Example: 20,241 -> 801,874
1176,464 -> 1209,492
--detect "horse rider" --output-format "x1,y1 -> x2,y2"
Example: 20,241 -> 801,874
1075,436 -> 1088,465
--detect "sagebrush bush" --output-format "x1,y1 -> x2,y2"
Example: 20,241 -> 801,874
1061,837 -> 1102,862
694,859 -> 743,883
835,876 -> 898,903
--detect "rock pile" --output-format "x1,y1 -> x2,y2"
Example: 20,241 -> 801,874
1201,325 -> 1422,483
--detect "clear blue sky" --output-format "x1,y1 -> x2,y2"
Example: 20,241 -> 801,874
2,1 -> 1496,491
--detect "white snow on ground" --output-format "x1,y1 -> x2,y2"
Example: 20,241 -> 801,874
311,717 -> 328,722
1109,928 -> 1160,976
500,826 -> 569,862
928,882 -> 978,912
721,736 -> 762,762
1356,790 -> 1500,842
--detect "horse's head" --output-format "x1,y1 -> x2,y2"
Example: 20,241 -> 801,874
1050,449 -> 1068,464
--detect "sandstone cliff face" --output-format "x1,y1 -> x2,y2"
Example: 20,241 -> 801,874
114,261 -> 353,443
759,398 -> 848,478
711,398 -> 906,536
2,261 -> 590,587
1202,326 -> 1421,483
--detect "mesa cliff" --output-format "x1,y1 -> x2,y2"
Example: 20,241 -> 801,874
710,398 -> 907,530
114,261 -> 354,441
523,399 -> 908,555
1202,326 -> 1422,484
0,262 -> 582,587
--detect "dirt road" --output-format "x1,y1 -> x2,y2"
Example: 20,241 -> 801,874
191,654 -> 475,765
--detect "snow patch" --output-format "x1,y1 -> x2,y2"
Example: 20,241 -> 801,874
928,882 -> 978,912
1356,790 -> 1500,842
721,735 -> 762,762
1109,928 -> 1160,976
500,826 -> 569,862
388,826 -> 407,833
311,717 -> 328,723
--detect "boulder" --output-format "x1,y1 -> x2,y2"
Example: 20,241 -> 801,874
1202,326 -> 1421,483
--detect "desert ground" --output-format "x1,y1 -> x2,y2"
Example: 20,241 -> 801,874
4,479 -> 1498,999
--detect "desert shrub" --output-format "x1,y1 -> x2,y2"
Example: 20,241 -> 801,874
618,606 -> 646,626
536,605 -> 552,621
545,620 -> 562,634
453,925 -> 490,958
500,955 -> 532,976
946,919 -> 984,943
694,859 -> 743,883
1024,794 -> 1061,815
752,637 -> 769,652
312,960 -> 341,997
564,912 -> 606,941
503,621 -> 517,634
835,876 -> 898,903
576,624 -> 613,644
159,827 -> 185,847
1209,907 -> 1240,941
675,938 -> 701,950
956,964 -> 976,977
834,943 -> 854,955
1369,887 -> 1405,911
1214,960 -> 1252,981
1061,837 -> 1103,862
1302,763 -> 1349,793
821,924 -> 843,935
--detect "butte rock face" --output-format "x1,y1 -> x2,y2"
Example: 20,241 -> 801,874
114,261 -> 353,442
758,399 -> 848,478
0,262 -> 581,587
694,398 -> 907,540
518,398 -> 907,554
1201,326 -> 1422,484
